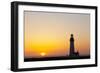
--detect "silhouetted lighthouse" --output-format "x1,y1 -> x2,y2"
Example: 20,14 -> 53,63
70,34 -> 75,56
69,34 -> 79,57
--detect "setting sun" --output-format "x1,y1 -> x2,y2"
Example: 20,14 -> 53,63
40,52 -> 46,56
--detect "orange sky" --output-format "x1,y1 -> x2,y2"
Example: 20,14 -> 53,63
24,11 -> 90,58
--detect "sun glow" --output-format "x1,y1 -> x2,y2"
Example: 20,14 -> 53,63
40,52 -> 46,56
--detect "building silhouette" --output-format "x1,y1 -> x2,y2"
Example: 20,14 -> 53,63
69,34 -> 79,57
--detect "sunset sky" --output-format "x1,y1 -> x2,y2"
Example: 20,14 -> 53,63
24,11 -> 90,58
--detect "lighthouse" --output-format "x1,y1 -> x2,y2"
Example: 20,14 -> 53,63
69,34 -> 79,57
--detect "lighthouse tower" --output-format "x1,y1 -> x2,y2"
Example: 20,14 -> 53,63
69,34 -> 79,57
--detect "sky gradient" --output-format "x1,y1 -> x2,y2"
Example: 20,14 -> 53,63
24,11 -> 90,58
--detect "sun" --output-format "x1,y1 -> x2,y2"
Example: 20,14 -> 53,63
40,52 -> 46,56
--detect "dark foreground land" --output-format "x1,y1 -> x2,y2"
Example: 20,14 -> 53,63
24,56 -> 90,62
